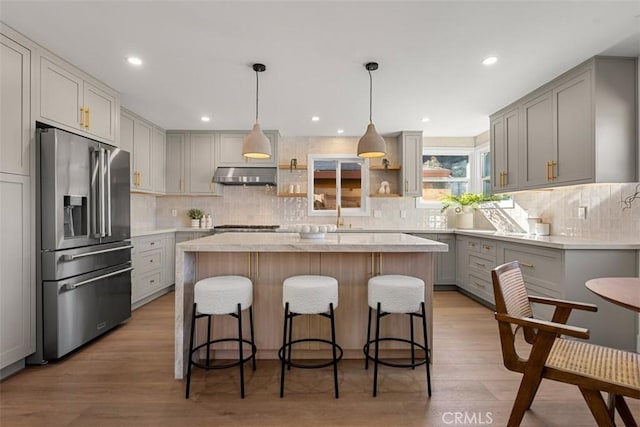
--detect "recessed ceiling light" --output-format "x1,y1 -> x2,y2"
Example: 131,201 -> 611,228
482,56 -> 498,66
337,129 -> 344,134
311,116 -> 320,122
201,116 -> 211,122
421,117 -> 431,123
127,56 -> 143,66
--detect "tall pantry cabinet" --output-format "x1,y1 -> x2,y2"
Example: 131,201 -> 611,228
0,25 -> 35,376
1,23 -> 123,378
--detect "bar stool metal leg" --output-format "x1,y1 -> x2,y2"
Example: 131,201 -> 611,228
365,306 -> 372,370
236,303 -> 245,399
410,313 -> 415,369
287,307 -> 293,371
373,301 -> 382,397
249,306 -> 256,371
206,314 -> 212,367
185,302 -> 197,399
421,301 -> 432,397
330,302 -> 339,399
280,302 -> 289,398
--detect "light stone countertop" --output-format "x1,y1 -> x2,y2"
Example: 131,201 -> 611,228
453,230 -> 640,250
176,231 -> 449,253
132,227 -> 639,250
131,228 -> 214,237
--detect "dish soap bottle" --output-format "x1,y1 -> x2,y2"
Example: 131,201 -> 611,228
205,214 -> 213,229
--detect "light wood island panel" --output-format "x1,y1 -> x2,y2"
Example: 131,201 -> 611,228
174,232 -> 448,379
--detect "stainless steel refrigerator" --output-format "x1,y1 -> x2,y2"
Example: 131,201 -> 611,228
30,127 -> 132,363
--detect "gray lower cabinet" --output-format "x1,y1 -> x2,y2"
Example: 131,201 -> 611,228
454,236 -> 498,305
131,233 -> 176,309
456,235 -> 638,351
175,230 -> 212,243
412,233 -> 456,286
498,242 -> 638,351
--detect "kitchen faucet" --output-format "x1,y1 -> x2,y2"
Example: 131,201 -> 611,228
336,205 -> 344,228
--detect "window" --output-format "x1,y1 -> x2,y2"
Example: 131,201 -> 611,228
477,143 -> 491,195
418,148 -> 473,207
307,154 -> 369,216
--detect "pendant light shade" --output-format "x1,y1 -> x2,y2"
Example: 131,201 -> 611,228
357,62 -> 386,158
243,63 -> 272,159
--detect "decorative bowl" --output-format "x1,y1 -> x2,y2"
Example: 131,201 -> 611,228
290,224 -> 337,239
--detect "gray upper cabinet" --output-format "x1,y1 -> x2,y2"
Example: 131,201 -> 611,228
490,108 -> 518,192
521,90 -> 554,188
188,133 -> 218,194
1,33 -> 31,176
490,56 -> 637,192
216,130 -> 279,167
165,132 -> 223,196
398,131 -> 422,196
152,128 -> 166,193
121,109 -> 165,194
39,55 -> 119,145
165,133 -> 185,194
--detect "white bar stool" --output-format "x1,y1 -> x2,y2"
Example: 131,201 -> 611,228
279,275 -> 342,398
185,275 -> 256,399
363,274 -> 431,397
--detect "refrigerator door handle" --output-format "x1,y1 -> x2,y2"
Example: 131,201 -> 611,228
99,148 -> 106,238
90,148 -> 100,238
105,148 -> 112,237
61,245 -> 134,261
63,266 -> 134,291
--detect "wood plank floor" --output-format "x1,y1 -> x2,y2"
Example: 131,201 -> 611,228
1,290 -> 637,426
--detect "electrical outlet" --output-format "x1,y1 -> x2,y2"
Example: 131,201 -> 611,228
400,210 -> 407,219
373,210 -> 382,218
171,209 -> 177,217
577,206 -> 587,219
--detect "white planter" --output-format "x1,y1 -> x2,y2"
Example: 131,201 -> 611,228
190,219 -> 200,228
457,206 -> 474,229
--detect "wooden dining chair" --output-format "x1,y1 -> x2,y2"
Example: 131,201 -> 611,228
491,261 -> 640,427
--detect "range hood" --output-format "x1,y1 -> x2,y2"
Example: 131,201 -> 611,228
212,167 -> 277,185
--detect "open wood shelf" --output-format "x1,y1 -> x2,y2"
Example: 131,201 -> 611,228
369,193 -> 401,197
369,165 -> 401,171
278,164 -> 307,170
277,192 -> 307,197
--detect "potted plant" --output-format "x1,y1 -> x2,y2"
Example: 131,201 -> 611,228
439,193 -> 504,229
187,209 -> 204,228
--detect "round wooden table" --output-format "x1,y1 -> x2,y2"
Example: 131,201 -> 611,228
585,277 -> 640,312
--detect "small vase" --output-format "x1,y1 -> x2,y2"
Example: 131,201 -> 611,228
190,219 -> 200,228
457,206 -> 474,229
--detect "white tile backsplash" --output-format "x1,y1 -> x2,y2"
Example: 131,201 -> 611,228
146,182 -> 640,237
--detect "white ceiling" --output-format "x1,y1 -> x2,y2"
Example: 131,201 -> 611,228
2,1 -> 639,137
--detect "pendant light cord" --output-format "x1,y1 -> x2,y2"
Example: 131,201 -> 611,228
255,70 -> 260,123
368,69 -> 373,124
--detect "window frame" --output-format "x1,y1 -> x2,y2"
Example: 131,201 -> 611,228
307,154 -> 370,217
416,146 -> 477,209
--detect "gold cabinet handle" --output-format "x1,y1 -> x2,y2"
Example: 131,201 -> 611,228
520,262 -> 534,268
502,171 -> 508,187
370,253 -> 375,277
80,107 -> 86,128
86,107 -> 90,129
499,172 -> 503,187
546,161 -> 553,182
550,161 -> 557,181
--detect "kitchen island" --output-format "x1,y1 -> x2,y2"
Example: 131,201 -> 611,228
174,232 -> 448,378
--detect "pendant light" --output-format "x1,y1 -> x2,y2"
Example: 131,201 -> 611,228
242,63 -> 272,159
357,62 -> 386,158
